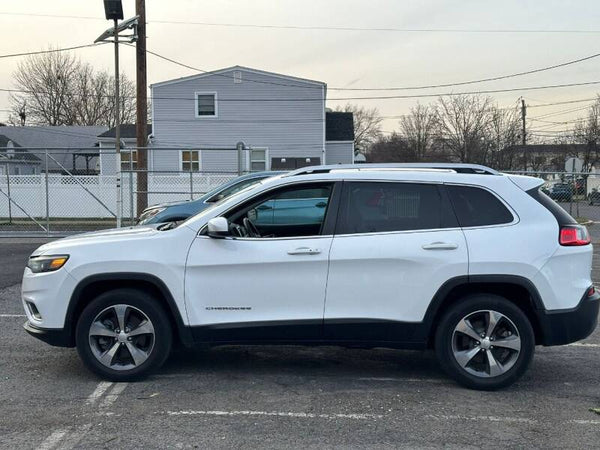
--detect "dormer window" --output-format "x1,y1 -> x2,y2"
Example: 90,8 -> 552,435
195,92 -> 217,118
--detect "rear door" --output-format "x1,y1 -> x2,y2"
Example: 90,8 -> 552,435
324,181 -> 468,343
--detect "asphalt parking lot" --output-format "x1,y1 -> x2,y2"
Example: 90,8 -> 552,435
1,238 -> 599,449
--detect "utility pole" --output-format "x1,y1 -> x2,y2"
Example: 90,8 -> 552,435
96,1 -> 138,228
521,98 -> 527,171
135,0 -> 148,217
114,17 -> 122,227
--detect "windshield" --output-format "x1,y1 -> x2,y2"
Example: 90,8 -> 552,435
206,177 -> 264,203
180,178 -> 270,225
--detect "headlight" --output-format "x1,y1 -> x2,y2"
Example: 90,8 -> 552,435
27,255 -> 69,273
138,207 -> 166,224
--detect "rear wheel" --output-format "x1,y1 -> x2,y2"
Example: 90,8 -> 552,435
75,288 -> 172,381
434,294 -> 534,390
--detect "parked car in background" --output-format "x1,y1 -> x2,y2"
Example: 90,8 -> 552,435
588,188 -> 600,205
547,183 -> 573,202
138,171 -> 284,224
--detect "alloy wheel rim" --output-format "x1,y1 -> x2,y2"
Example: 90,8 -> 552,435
88,304 -> 155,371
451,309 -> 521,378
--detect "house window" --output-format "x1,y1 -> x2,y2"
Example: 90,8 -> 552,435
195,93 -> 216,117
182,150 -> 200,172
121,150 -> 137,170
234,71 -> 242,84
249,149 -> 267,172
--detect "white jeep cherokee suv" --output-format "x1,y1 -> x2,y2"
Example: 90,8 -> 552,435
22,164 -> 598,390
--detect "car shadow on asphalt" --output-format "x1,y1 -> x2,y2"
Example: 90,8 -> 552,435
158,345 -> 448,382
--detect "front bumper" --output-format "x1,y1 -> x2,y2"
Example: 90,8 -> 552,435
537,289 -> 599,346
23,321 -> 74,347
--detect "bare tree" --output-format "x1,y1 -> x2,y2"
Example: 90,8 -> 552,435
486,104 -> 521,170
400,103 -> 437,161
434,94 -> 494,164
335,103 -> 383,153
9,49 -> 136,127
572,95 -> 600,169
9,49 -> 80,125
368,133 -> 411,162
104,73 -> 137,128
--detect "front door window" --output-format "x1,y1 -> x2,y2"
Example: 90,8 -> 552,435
225,183 -> 333,238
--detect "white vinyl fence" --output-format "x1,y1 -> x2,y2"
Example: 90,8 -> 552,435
0,172 -> 236,220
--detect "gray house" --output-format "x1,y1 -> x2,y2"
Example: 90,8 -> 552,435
100,66 -> 354,175
0,136 -> 41,175
0,126 -> 108,174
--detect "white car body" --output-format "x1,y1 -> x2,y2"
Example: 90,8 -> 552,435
22,164 -> 599,387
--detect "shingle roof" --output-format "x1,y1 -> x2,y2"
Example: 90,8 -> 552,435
0,126 -> 107,148
98,124 -> 153,139
0,126 -> 106,171
326,112 -> 354,141
0,135 -> 41,162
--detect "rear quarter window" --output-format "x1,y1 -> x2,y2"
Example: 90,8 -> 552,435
527,187 -> 576,225
446,185 -> 514,227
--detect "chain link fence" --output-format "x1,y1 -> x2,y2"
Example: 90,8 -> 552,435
3,152 -> 600,236
0,147 -> 247,235
507,171 -> 600,224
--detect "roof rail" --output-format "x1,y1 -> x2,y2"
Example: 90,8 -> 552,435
284,163 -> 499,177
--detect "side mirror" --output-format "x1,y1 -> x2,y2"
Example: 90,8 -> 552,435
207,217 -> 230,238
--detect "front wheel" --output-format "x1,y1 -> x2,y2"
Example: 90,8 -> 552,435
75,288 -> 172,381
434,294 -> 535,390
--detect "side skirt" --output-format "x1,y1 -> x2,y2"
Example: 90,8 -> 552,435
189,319 -> 429,350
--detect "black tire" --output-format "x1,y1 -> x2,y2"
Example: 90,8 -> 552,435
434,294 -> 535,390
75,288 -> 172,381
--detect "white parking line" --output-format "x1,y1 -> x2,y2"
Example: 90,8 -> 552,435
99,383 -> 128,409
85,381 -> 113,406
0,314 -> 26,318
571,419 -> 600,425
356,377 -> 444,383
166,410 -> 384,420
424,414 -> 536,424
58,424 -> 91,449
568,343 -> 600,348
163,410 -> 600,426
37,429 -> 68,450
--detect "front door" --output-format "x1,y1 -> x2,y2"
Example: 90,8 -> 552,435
324,181 -> 468,343
185,181 -> 339,343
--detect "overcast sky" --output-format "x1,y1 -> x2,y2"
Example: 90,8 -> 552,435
1,0 -> 599,136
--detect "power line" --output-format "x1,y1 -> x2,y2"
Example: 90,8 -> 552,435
4,79 -> 600,102
0,43 -> 105,59
527,97 -> 597,108
2,12 -> 600,34
530,105 -> 592,120
140,46 -> 600,92
1,35 -> 598,96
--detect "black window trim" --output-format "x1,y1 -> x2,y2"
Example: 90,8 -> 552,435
333,179 -> 461,237
198,180 -> 342,240
442,182 -> 519,229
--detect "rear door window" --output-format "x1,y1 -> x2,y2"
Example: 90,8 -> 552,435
446,185 -> 514,227
336,182 -> 455,234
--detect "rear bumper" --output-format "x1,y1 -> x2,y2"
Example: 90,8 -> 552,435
23,321 -> 73,347
537,289 -> 599,346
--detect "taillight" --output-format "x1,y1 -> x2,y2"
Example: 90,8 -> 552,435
587,286 -> 595,297
559,225 -> 591,246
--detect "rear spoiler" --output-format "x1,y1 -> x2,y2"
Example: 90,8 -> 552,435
505,174 -> 544,191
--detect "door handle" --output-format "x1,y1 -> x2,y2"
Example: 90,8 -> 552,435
287,247 -> 321,255
315,202 -> 327,208
422,242 -> 458,250
256,205 -> 272,211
